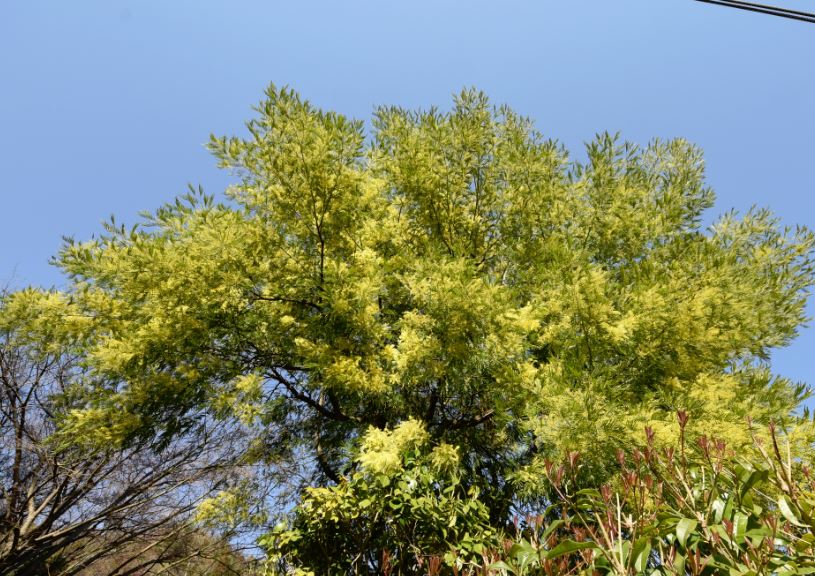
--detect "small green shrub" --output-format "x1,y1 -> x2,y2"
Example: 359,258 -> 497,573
263,420 -> 498,574
485,416 -> 815,575
265,415 -> 815,576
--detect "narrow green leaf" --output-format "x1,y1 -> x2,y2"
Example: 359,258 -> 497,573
779,496 -> 805,527
543,539 -> 597,560
632,537 -> 651,573
676,518 -> 697,549
540,518 -> 564,542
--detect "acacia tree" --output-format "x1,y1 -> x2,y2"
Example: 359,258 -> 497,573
13,86 -> 814,567
0,293 -> 260,575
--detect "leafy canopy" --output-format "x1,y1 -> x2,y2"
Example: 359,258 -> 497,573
23,86 -> 814,530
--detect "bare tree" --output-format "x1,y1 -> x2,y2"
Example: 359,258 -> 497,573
0,308 -> 261,575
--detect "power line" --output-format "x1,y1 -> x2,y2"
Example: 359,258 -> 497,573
696,0 -> 815,21
694,0 -> 815,23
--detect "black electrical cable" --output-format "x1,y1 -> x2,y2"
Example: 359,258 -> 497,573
701,0 -> 815,18
694,0 -> 815,23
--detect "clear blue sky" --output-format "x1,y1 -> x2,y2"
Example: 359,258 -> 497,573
1,1 -> 813,393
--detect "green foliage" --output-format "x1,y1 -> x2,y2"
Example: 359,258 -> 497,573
475,420 -> 815,576
265,417 -> 815,575
8,85 -> 815,569
262,420 -> 497,574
